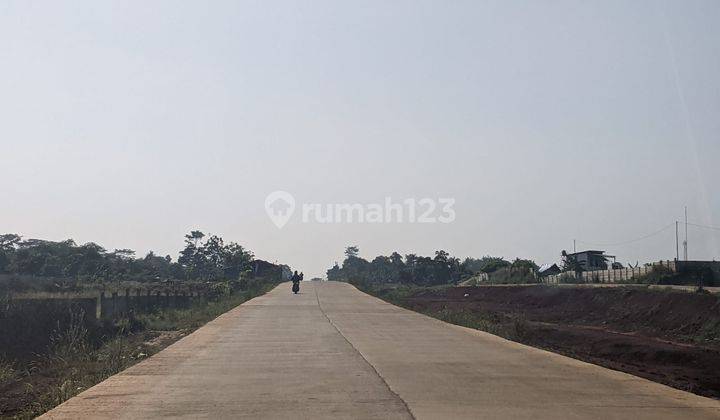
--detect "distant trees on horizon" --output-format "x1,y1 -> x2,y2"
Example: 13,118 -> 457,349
327,246 -> 539,286
0,231 -> 258,283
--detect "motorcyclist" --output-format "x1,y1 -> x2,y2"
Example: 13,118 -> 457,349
291,271 -> 301,294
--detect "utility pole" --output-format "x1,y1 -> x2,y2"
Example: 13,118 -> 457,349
684,206 -> 688,260
675,221 -> 679,261
573,239 -> 576,253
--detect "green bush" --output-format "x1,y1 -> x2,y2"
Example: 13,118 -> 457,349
631,265 -> 687,285
0,358 -> 15,385
485,267 -> 538,284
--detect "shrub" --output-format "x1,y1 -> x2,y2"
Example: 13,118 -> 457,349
0,300 -> 101,361
433,308 -> 501,335
49,309 -> 91,361
0,358 -> 15,385
510,313 -> 530,340
486,267 -> 538,284
633,265 -> 678,285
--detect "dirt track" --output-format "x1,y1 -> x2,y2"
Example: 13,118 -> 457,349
396,285 -> 720,398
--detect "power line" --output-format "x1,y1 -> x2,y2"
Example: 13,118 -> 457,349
576,222 -> 676,247
687,222 -> 720,232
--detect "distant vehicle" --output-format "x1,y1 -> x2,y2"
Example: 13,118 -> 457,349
311,277 -> 324,281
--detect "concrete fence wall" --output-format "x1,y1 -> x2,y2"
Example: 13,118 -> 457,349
475,273 -> 489,282
0,273 -> 74,284
542,260 -> 677,284
6,288 -> 207,320
542,260 -> 720,285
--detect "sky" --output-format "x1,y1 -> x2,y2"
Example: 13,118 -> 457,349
1,0 -> 719,278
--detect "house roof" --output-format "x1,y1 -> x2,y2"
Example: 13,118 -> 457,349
565,250 -> 616,260
566,250 -> 606,256
538,263 -> 560,273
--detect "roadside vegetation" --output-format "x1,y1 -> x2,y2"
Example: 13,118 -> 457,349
0,230 -> 287,419
0,280 -> 277,419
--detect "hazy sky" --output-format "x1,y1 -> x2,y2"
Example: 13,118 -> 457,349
2,0 -> 719,278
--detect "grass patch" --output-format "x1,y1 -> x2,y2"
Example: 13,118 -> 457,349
356,282 -> 530,341
0,282 -> 278,418
0,359 -> 15,385
420,307 -> 529,341
139,289 -> 264,331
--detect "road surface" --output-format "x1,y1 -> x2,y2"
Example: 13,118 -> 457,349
42,281 -> 720,419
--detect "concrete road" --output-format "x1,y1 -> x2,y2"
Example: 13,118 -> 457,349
42,281 -> 720,419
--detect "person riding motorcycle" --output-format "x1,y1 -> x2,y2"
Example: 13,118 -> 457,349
291,271 -> 301,294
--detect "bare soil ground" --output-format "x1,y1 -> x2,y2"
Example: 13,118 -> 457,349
395,285 -> 720,399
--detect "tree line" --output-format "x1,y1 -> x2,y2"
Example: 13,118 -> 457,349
0,231 -> 260,283
326,246 -> 539,286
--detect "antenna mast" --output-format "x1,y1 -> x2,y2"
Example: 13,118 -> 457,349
683,206 -> 688,260
675,221 -> 679,261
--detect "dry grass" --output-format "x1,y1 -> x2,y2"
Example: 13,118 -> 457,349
1,282 -> 278,418
0,359 -> 15,385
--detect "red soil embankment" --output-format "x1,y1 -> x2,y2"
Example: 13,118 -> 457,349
400,286 -> 720,398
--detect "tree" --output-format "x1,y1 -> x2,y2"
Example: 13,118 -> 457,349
327,248 -> 538,287
342,252 -> 369,284
178,230 -> 208,280
0,230 -> 264,284
140,251 -> 177,280
112,249 -> 135,260
202,235 -> 226,280
434,250 -> 449,263
447,256 -> 463,284
185,231 -> 205,247
223,242 -> 254,280
369,256 -> 396,283
108,249 -> 137,281
511,258 -> 539,272
462,256 -> 511,274
0,234 -> 21,251
327,262 -> 342,281
0,234 -> 20,273
389,252 -> 404,267
345,246 -> 359,259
